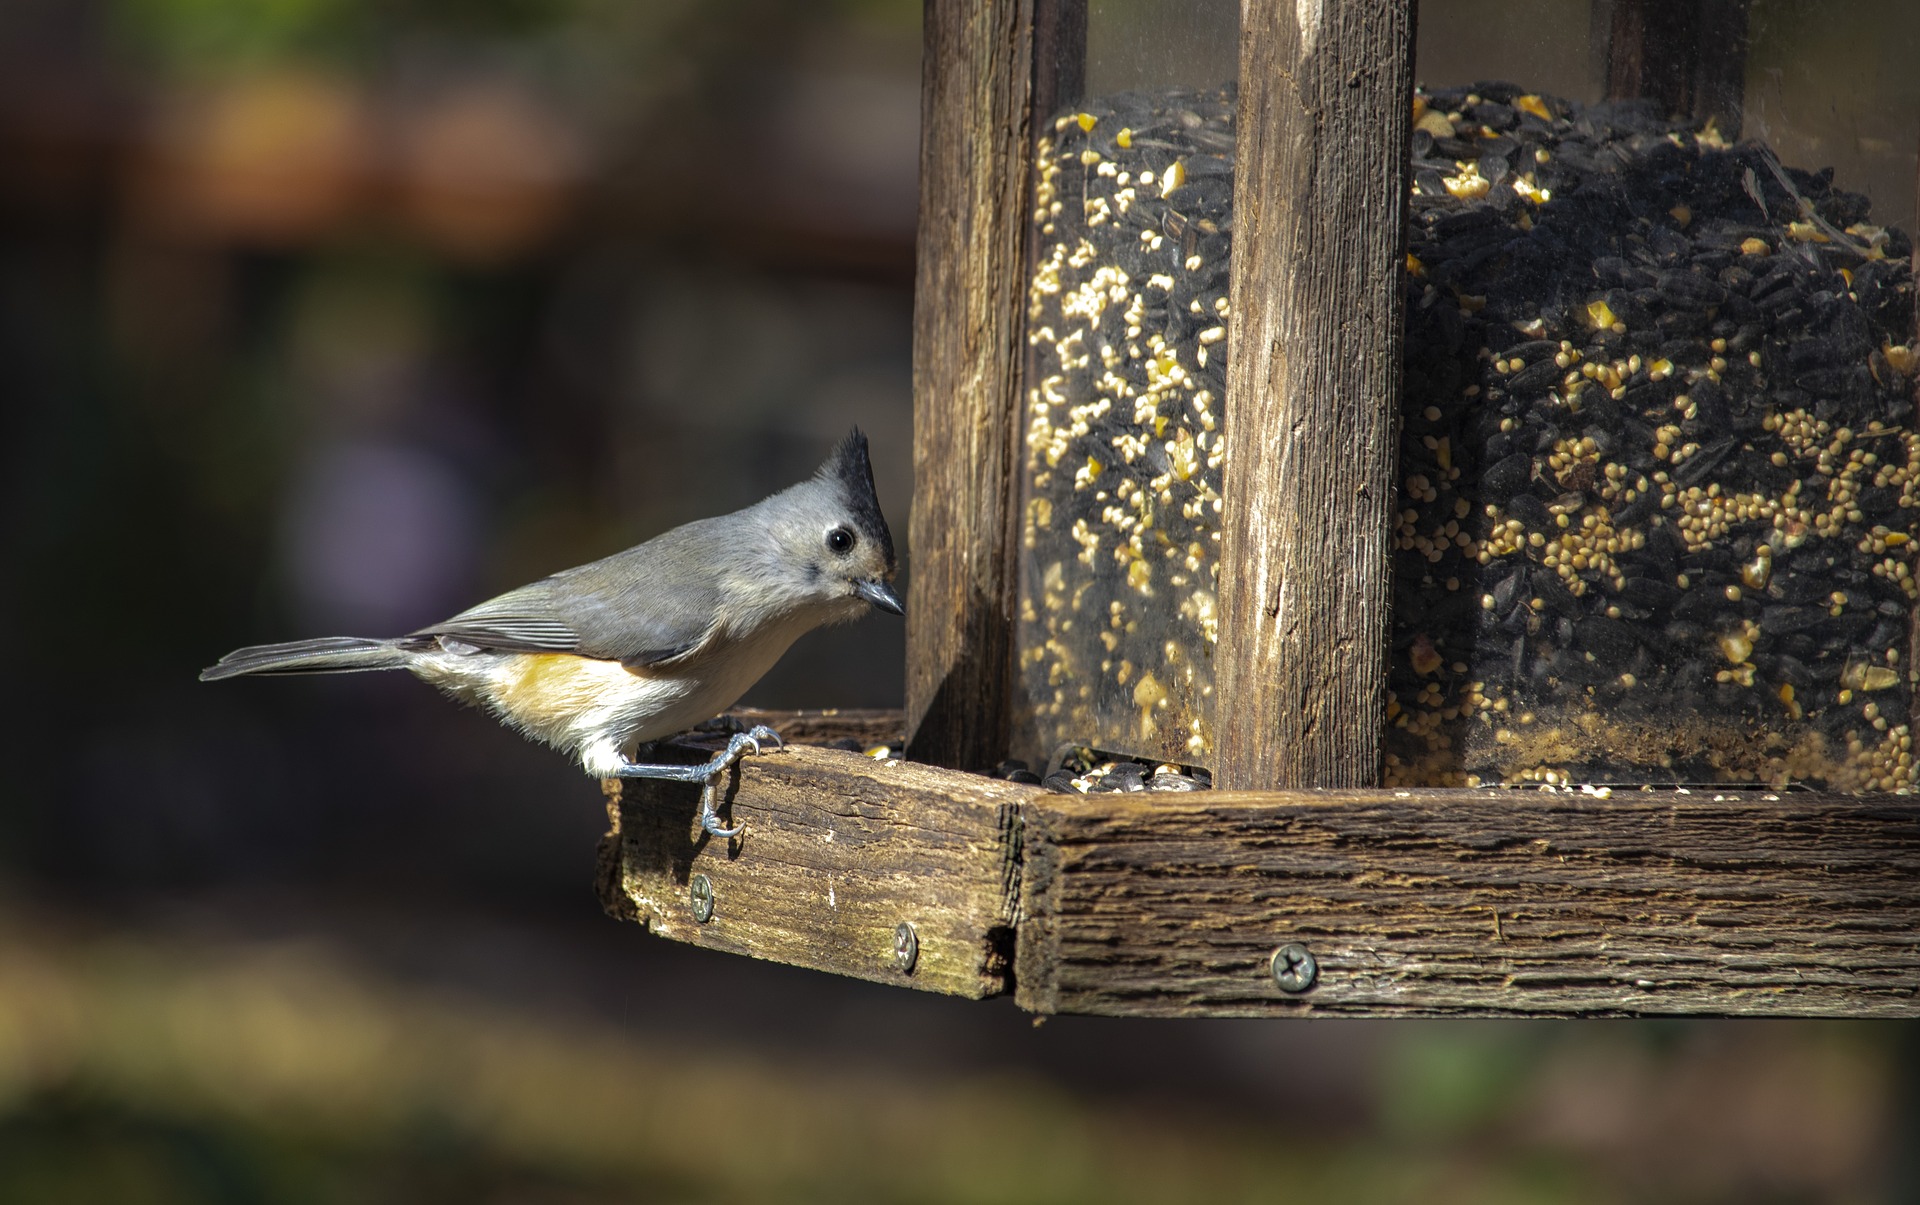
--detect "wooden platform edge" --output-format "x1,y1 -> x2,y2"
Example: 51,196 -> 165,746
597,712 -> 1920,1017
1014,788 -> 1920,1018
598,736 -> 1031,1001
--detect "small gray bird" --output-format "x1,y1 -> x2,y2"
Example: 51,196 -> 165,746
202,429 -> 903,837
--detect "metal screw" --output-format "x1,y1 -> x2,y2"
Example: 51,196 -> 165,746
892,922 -> 919,973
1270,942 -> 1318,993
689,874 -> 714,923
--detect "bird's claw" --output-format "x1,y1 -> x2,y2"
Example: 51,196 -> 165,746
698,781 -> 745,839
694,726 -> 784,839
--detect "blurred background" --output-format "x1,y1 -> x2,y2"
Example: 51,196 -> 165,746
0,0 -> 1913,1200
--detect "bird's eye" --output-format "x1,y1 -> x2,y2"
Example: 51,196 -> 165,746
826,526 -> 856,555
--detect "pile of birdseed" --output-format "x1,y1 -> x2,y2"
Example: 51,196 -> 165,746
1036,749 -> 1212,794
1014,85 -> 1235,768
1018,80 -> 1920,790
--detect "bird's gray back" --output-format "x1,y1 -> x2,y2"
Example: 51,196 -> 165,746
418,517 -> 734,665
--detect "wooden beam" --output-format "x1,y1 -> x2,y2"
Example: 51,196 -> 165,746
1215,0 -> 1417,790
905,0 -> 1038,771
711,707 -> 903,749
1592,0 -> 1750,135
599,742 -> 1030,999
1015,788 -> 1920,1018
600,716 -> 1920,1017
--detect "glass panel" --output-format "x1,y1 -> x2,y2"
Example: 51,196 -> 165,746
1084,0 -> 1238,97
1012,0 -> 1238,776
1392,1 -> 1920,788
1744,0 -> 1920,231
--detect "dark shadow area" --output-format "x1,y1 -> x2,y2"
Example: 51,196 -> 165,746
906,582 -> 1019,773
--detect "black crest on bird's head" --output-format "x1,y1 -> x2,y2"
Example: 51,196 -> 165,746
817,427 -> 895,570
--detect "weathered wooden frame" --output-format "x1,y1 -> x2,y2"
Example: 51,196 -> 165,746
600,717 -> 1920,1017
596,0 -> 1920,1017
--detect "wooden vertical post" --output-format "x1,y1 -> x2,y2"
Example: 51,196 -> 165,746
1213,0 -> 1416,791
905,0 -> 1039,770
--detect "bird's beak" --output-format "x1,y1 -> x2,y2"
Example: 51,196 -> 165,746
855,578 -> 905,615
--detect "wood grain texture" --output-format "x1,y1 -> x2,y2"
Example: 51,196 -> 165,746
1215,0 -> 1416,790
706,707 -> 905,750
1015,788 -> 1920,1017
599,744 -> 1032,998
596,723 -> 1920,1018
905,0 -> 1037,771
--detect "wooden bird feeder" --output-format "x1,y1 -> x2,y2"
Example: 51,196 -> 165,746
600,0 -> 1920,1017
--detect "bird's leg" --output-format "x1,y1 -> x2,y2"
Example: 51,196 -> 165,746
611,726 -> 785,838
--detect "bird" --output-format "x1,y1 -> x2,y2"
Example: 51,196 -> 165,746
202,428 -> 903,838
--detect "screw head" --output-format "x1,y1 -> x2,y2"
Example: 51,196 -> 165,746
892,922 -> 919,973
689,874 -> 714,923
1270,942 -> 1318,993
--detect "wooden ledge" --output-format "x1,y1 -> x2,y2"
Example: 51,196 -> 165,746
597,713 -> 1920,1018
705,707 -> 904,749
600,736 -> 1030,1000
1017,788 -> 1920,1018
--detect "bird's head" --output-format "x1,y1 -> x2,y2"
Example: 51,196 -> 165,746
753,428 -> 901,623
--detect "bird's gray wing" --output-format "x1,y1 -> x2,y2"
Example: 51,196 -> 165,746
414,527 -> 725,665
550,525 -> 727,663
415,581 -> 584,653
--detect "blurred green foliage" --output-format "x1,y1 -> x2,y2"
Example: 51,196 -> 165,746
112,0 -> 368,73
107,0 -> 917,79
0,914 -> 1901,1205
1379,1025 -> 1549,1140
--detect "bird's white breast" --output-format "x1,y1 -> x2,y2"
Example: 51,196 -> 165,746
407,606 -> 827,777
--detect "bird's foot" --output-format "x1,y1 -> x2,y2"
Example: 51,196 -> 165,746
696,781 -> 743,839
610,727 -> 784,839
692,726 -> 783,838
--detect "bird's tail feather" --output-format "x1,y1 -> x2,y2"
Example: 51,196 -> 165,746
200,636 -> 414,681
